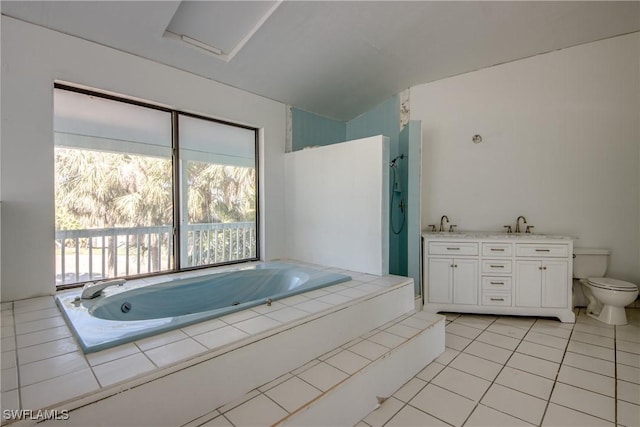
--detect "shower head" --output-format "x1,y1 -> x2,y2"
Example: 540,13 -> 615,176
390,154 -> 405,168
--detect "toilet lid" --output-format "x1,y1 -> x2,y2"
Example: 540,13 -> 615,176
587,277 -> 638,291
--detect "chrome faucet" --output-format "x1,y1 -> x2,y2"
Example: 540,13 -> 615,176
439,215 -> 449,232
515,216 -> 527,233
80,279 -> 126,299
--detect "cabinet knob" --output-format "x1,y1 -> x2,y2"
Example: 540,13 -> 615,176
543,266 -> 547,270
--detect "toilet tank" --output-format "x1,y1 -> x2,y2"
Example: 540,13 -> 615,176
573,248 -> 610,279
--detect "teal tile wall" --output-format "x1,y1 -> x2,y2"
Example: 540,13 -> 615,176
291,108 -> 346,151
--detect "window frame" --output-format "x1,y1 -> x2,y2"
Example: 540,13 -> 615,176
54,83 -> 260,289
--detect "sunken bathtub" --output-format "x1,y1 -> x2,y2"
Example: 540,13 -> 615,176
56,262 -> 351,353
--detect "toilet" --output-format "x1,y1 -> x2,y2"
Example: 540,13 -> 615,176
573,248 -> 639,325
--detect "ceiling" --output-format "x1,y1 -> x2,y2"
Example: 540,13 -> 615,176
2,1 -> 639,121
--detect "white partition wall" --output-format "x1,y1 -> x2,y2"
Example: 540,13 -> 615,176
285,136 -> 389,276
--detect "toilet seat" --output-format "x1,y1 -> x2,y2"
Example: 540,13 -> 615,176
586,277 -> 638,292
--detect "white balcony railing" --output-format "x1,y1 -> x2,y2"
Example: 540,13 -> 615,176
55,222 -> 257,286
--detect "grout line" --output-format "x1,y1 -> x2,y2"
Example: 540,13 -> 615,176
614,321 -> 618,426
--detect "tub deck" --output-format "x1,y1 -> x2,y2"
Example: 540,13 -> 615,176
1,260 -> 416,425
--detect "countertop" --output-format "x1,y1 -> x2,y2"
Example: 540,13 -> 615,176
422,231 -> 574,241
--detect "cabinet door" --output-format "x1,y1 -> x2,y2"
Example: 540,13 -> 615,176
428,258 -> 453,304
516,260 -> 541,307
542,261 -> 568,308
453,258 -> 479,305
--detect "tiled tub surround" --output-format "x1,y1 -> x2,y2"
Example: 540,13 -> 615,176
0,262 -> 415,426
358,308 -> 640,427
56,261 -> 352,353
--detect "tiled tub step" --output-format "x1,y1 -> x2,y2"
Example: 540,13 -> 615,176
183,311 -> 445,427
19,278 -> 415,426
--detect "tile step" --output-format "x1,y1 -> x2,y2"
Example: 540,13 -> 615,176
185,310 -> 445,427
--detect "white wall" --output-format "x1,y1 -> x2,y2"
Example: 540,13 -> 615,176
412,33 -> 640,283
0,17 -> 287,301
285,136 -> 389,276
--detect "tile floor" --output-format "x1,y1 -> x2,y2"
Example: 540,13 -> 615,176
0,261 -> 411,416
182,310 -> 443,427
358,308 -> 640,427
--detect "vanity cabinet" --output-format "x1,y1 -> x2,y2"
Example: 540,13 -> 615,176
423,233 -> 574,323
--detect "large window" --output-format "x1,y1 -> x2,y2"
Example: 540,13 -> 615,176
54,85 -> 258,287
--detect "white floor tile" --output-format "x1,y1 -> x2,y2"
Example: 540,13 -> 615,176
181,318 -> 226,337
542,403 -> 614,427
557,365 -> 615,397
431,366 -> 491,401
362,396 -> 404,427
415,362 -> 446,382
386,404 -> 449,426
1,367 -> 17,392
16,325 -> 72,348
409,384 -> 475,427
617,364 -> 640,385
618,400 -> 640,427
476,330 -> 520,351
496,366 -> 554,400
385,324 -> 421,339
435,348 -> 459,365
399,316 -> 431,330
617,350 -> 640,368
1,389 -> 19,412
265,376 -> 321,413
445,323 -> 483,340
297,361 -> 348,391
219,309 -> 259,325
325,349 -> 370,374
85,343 -> 140,367
217,389 -> 261,414
20,368 -> 99,409
530,323 -> 573,339
294,299 -> 333,313
567,340 -> 614,361
17,337 -> 80,365
393,377 -> 427,403
1,337 -> 15,352
192,325 -> 249,349
258,373 -> 293,393
19,351 -> 89,386
618,339 -> 640,355
144,338 -> 207,367
93,352 -> 156,387
277,294 -> 310,307
516,340 -> 564,363
368,330 -> 407,349
524,331 -> 568,350
550,382 -> 615,422
233,315 -> 282,335
14,308 -> 60,324
562,351 -> 615,377
15,316 -> 66,335
617,380 -> 640,405
135,329 -> 189,351
445,333 -> 471,351
1,350 -> 16,370
495,316 -> 536,329
486,322 -> 528,339
507,351 -> 560,380
481,383 -> 547,425
348,340 -> 389,361
250,300 -> 286,315
572,322 -> 615,338
449,352 -> 503,381
316,293 -> 352,306
466,404 -> 535,427
570,331 -> 614,348
264,306 -> 308,323
464,341 -> 512,364
13,297 -> 56,313
452,314 -> 496,330
200,414 -> 233,426
224,394 -> 288,427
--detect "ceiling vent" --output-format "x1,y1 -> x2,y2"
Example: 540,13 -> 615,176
164,0 -> 282,62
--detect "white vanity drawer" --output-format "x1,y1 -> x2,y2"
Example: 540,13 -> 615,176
516,244 -> 569,258
482,277 -> 512,291
482,292 -> 512,306
428,242 -> 478,256
482,259 -> 512,274
482,243 -> 513,257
